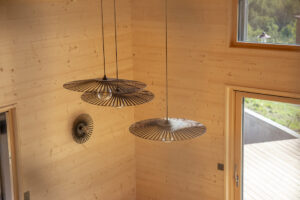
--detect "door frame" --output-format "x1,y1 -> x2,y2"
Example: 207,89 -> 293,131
224,86 -> 300,200
0,105 -> 21,200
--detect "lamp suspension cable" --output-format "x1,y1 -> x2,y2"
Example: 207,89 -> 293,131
100,0 -> 107,79
165,0 -> 169,120
113,0 -> 119,80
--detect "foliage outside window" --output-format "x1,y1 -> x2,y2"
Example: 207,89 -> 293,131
245,98 -> 300,134
238,0 -> 300,46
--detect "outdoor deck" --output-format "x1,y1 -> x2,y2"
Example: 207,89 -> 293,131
244,139 -> 300,200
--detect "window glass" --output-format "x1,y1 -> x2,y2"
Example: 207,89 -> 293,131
238,0 -> 300,46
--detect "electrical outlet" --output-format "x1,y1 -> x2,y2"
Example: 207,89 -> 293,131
217,163 -> 224,171
24,191 -> 30,200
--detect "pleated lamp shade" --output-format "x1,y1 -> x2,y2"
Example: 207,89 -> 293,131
129,118 -> 206,142
81,90 -> 154,107
63,77 -> 146,94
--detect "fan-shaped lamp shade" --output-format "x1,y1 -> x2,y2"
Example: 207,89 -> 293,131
129,118 -> 206,142
72,114 -> 93,144
63,78 -> 146,94
81,90 -> 154,107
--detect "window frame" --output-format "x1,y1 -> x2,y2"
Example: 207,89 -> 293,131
231,0 -> 300,51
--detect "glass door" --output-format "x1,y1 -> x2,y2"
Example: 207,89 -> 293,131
234,92 -> 300,200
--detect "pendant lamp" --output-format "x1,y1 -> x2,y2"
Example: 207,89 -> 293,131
129,0 -> 206,142
63,0 -> 154,106
80,0 -> 154,107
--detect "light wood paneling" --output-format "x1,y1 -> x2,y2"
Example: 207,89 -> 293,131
0,0 -> 136,199
132,0 -> 300,200
1,0 -> 300,199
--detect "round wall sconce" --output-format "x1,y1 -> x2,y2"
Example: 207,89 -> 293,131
72,114 -> 93,144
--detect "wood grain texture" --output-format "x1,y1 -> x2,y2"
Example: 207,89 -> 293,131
132,0 -> 300,200
0,0 -> 136,199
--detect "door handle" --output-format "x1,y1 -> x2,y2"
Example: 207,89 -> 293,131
234,164 -> 239,187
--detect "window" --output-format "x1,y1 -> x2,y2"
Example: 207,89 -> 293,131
232,0 -> 300,50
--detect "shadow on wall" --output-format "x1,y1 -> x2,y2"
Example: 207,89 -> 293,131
244,108 -> 299,144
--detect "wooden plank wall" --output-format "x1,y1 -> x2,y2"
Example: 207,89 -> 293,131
132,0 -> 300,200
0,0 -> 136,199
